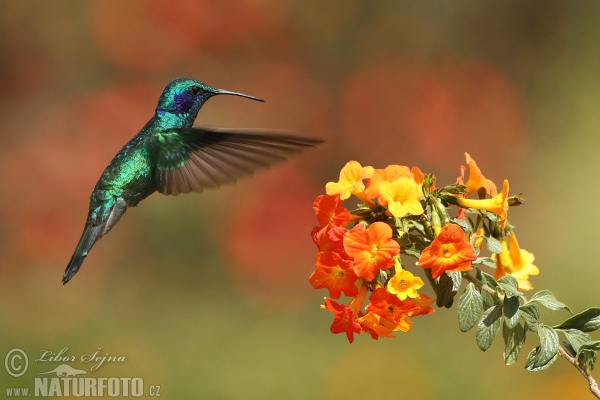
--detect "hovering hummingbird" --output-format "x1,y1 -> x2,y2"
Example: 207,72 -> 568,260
63,77 -> 323,284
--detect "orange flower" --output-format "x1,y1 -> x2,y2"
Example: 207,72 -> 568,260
366,288 -> 419,323
364,165 -> 413,199
324,298 -> 362,343
456,180 -> 509,226
411,166 -> 425,186
456,164 -> 467,220
464,152 -> 498,196
387,269 -> 424,300
379,178 -> 424,218
326,161 -> 374,200
493,234 -> 539,290
313,194 -> 351,229
343,222 -> 400,281
418,223 -> 477,279
310,252 -> 358,298
410,294 -> 436,316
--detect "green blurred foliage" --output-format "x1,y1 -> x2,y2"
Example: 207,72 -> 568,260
0,0 -> 599,398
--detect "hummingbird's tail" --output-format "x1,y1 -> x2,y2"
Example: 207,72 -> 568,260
63,198 -> 127,284
63,224 -> 104,284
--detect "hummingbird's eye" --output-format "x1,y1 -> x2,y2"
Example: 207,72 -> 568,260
188,86 -> 201,96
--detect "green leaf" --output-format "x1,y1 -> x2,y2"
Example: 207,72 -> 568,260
498,276 -> 523,298
473,256 -> 496,269
525,346 -> 559,372
408,220 -> 427,236
436,273 -> 458,308
554,308 -> 600,332
503,322 -> 526,366
576,341 -> 600,373
458,283 -> 483,332
476,305 -> 503,351
448,271 -> 462,292
498,275 -> 518,290
451,218 -> 470,232
485,235 -> 502,254
519,303 -> 541,332
402,244 -> 422,258
537,325 -> 559,364
529,290 -> 572,314
473,257 -> 496,269
578,341 -> 600,352
503,295 -> 521,329
577,348 -> 597,375
477,269 -> 500,308
561,329 -> 592,352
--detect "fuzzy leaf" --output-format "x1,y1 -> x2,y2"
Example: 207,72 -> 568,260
473,257 -> 496,269
561,329 -> 592,353
554,308 -> 600,333
503,322 -> 526,366
476,305 -> 503,351
451,218 -> 470,232
525,346 -> 558,372
529,290 -> 572,313
519,303 -> 541,332
458,283 -> 483,332
485,235 -> 502,254
503,295 -> 521,329
531,325 -> 559,368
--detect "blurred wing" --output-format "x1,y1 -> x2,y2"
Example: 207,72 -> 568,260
148,127 -> 323,196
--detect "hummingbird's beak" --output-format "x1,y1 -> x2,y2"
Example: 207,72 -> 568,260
212,88 -> 265,102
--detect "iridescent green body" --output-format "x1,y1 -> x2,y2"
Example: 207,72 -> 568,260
63,77 -> 322,284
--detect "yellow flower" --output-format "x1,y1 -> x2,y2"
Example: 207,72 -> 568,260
326,161 -> 374,200
379,178 -> 424,218
456,180 -> 509,225
493,234 -> 539,291
387,268 -> 424,300
364,165 -> 413,199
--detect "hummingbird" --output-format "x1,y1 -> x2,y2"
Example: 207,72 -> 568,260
63,77 -> 323,284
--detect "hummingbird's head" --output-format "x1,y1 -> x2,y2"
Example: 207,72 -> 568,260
155,77 -> 264,117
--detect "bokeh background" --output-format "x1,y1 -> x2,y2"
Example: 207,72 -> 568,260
1,1 -> 600,398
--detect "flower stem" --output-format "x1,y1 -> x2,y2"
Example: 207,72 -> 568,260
354,191 -> 378,210
462,271 -> 600,399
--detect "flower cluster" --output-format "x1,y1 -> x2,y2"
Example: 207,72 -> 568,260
310,155 -> 537,342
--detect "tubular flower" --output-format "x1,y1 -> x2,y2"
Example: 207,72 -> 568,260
464,152 -> 498,196
366,288 -> 419,322
358,312 -> 397,339
313,194 -> 351,229
343,222 -> 400,281
323,282 -> 368,343
493,234 -> 539,291
418,223 -> 477,279
456,180 -> 509,226
410,294 -> 436,316
324,298 -> 362,343
326,161 -> 374,201
387,268 -> 424,300
379,178 -> 424,218
456,165 -> 467,220
364,165 -> 413,199
310,252 -> 358,298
